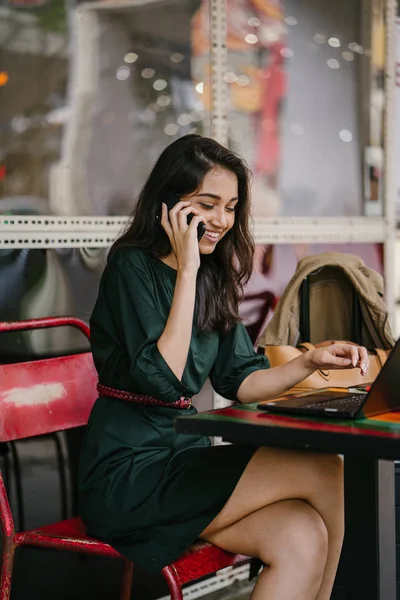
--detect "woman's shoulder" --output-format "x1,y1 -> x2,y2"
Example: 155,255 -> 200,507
107,245 -> 154,274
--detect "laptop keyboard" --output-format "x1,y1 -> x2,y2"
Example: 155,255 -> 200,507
302,395 -> 365,412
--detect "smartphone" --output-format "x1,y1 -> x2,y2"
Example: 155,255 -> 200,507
157,191 -> 206,241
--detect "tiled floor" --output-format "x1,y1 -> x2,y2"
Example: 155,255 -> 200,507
202,583 -> 253,600
205,583 -> 350,600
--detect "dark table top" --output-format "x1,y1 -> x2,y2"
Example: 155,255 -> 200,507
175,404 -> 400,460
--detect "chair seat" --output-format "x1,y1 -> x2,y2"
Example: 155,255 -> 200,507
168,539 -> 249,585
16,517 -> 249,582
15,517 -> 122,558
28,516 -> 88,538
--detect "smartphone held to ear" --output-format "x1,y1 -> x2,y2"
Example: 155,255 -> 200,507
157,191 -> 206,241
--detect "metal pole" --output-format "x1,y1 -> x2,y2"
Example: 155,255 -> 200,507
209,0 -> 228,145
383,0 -> 397,330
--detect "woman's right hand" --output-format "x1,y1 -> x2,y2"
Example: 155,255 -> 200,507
160,201 -> 207,273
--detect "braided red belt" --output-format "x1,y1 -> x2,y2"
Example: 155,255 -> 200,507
97,383 -> 192,410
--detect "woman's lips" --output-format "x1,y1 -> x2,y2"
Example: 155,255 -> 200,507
203,230 -> 221,242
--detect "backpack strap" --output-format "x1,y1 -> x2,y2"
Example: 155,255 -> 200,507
297,342 -> 315,352
299,276 -> 310,343
352,288 -> 362,345
371,347 -> 389,368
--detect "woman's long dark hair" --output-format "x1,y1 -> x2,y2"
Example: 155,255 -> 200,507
109,134 -> 254,332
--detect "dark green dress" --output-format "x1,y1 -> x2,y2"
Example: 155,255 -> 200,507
78,246 -> 270,572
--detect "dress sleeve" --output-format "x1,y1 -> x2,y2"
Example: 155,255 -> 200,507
105,251 -> 188,403
209,322 -> 270,401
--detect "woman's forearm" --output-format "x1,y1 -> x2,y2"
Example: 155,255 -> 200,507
237,352 -> 316,404
157,269 -> 197,381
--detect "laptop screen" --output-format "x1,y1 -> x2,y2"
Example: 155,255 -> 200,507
362,337 -> 400,418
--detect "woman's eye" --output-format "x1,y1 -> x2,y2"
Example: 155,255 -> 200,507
226,207 -> 236,213
199,203 -> 214,210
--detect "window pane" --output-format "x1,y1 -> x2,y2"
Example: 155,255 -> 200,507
226,0 -> 385,218
0,0 -> 211,216
0,0 -> 69,215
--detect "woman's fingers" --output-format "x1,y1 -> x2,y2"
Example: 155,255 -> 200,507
167,201 -> 203,236
349,345 -> 359,367
160,202 -> 174,239
177,205 -> 200,230
331,344 -> 369,375
187,214 -> 207,236
326,352 -> 352,367
359,346 -> 369,375
346,345 -> 369,374
166,202 -> 207,240
160,200 -> 206,271
168,200 -> 190,232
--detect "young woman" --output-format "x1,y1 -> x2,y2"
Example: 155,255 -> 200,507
78,135 -> 368,600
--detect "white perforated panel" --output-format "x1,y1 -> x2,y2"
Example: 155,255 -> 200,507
0,216 -> 388,248
0,216 -> 126,248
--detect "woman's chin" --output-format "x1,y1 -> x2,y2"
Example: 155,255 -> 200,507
199,243 -> 216,255
199,234 -> 221,254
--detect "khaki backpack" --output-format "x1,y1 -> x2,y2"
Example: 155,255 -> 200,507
257,252 -> 394,350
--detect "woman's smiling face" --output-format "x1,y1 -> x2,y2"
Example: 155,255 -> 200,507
182,168 -> 239,254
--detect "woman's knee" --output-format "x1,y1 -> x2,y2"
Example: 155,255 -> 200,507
262,499 -> 329,572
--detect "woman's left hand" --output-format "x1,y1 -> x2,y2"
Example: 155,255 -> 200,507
308,343 -> 369,376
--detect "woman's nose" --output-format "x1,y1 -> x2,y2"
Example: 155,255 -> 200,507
211,209 -> 227,229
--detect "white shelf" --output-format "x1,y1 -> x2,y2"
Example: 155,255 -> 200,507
252,217 -> 387,244
0,216 -> 387,248
0,216 -> 126,248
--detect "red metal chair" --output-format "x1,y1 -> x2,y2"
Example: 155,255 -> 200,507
0,317 -> 249,600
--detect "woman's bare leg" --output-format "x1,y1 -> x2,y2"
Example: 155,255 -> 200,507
204,499 -> 328,600
200,447 -> 344,600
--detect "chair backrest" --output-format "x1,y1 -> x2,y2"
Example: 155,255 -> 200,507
0,353 -> 98,442
299,267 -> 362,345
0,317 -> 98,442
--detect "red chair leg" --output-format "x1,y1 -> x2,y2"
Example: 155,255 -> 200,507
0,539 -> 16,600
162,565 -> 183,600
119,560 -> 134,600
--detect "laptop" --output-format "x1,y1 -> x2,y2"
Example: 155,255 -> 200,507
258,337 -> 400,420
